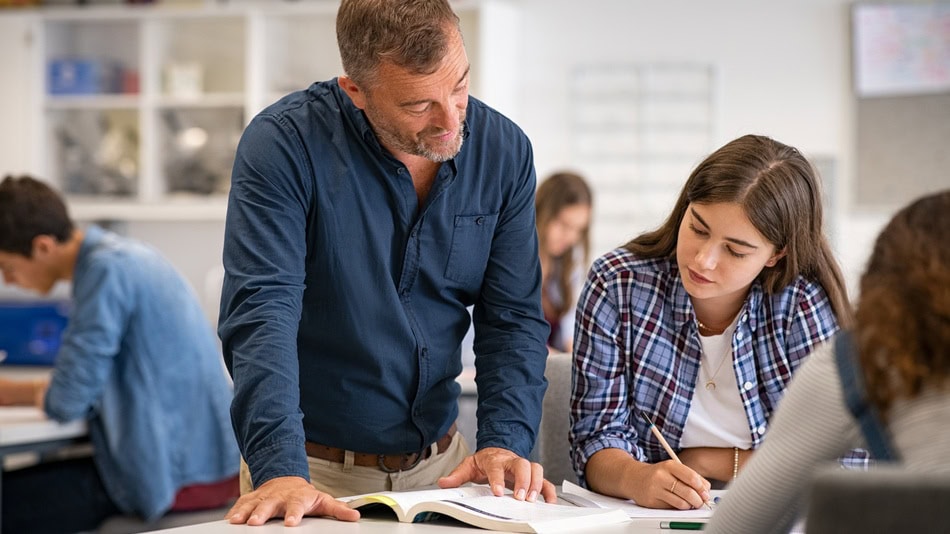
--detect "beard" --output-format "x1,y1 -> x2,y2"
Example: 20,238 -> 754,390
364,106 -> 466,163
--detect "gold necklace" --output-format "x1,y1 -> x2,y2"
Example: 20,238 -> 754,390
697,319 -> 725,335
700,341 -> 733,391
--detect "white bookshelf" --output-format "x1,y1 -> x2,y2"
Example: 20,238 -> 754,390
25,0 -> 519,222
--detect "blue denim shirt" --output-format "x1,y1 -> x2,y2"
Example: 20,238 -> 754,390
44,226 -> 239,521
219,80 -> 549,487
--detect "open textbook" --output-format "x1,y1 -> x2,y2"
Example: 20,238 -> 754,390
339,485 -> 629,533
561,480 -> 724,520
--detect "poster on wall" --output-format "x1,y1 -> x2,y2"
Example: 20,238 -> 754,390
852,3 -> 950,97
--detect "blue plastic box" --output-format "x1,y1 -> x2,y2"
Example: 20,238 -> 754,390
0,301 -> 71,366
48,58 -> 121,95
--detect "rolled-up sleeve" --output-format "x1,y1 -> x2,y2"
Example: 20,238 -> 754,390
570,260 -> 645,486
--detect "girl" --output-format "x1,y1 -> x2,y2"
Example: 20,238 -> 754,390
570,134 -> 858,510
536,172 -> 593,353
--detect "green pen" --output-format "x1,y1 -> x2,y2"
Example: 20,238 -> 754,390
660,521 -> 706,530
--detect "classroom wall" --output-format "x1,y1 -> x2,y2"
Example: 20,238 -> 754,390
0,0 -> 911,314
0,14 -> 36,176
514,0 -> 893,295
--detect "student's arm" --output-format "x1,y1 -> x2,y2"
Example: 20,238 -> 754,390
586,448 -> 709,510
570,259 -> 709,509
44,257 -> 131,422
0,378 -> 47,407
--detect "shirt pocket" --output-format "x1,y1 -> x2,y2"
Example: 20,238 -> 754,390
444,213 -> 499,286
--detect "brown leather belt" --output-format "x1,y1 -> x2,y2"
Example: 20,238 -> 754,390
305,423 -> 457,473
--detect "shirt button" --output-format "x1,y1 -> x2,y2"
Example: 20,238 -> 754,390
411,228 -> 419,238
421,348 -> 428,358
736,331 -> 744,341
743,381 -> 754,391
475,216 -> 485,225
397,168 -> 405,174
757,424 -> 766,435
741,314 -> 748,322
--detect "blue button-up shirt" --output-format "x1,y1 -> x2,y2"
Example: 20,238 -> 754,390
45,226 -> 239,521
570,249 -> 866,485
219,80 -> 549,487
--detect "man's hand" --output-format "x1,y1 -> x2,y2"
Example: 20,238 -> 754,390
437,447 -> 557,503
226,476 -> 360,526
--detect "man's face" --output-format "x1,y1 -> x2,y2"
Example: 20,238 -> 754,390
0,249 -> 57,295
348,28 -> 470,163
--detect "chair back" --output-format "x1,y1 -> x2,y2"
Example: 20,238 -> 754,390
805,465 -> 950,533
533,351 -> 576,487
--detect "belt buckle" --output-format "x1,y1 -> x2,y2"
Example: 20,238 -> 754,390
377,450 -> 425,473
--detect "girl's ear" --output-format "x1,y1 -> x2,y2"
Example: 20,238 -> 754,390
765,248 -> 787,267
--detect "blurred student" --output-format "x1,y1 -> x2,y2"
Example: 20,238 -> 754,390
536,172 -> 593,353
0,175 -> 239,533
570,134 -> 863,510
707,189 -> 950,534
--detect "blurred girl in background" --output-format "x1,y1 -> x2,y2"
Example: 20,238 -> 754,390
536,172 -> 593,354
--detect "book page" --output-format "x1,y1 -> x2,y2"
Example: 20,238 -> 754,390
341,485 -> 496,518
419,495 -> 629,533
562,480 -> 723,519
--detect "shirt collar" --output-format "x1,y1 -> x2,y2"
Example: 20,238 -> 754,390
76,225 -> 106,267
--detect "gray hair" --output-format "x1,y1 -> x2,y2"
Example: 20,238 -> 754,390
336,0 -> 461,88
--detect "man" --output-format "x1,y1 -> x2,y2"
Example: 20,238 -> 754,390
0,175 -> 239,533
219,0 -> 553,526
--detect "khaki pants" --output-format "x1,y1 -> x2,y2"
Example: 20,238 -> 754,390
239,432 -> 471,497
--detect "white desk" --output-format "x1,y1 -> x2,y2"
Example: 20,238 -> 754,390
0,366 -> 88,456
0,371 -> 90,532
0,406 -> 87,455
152,516 -> 676,533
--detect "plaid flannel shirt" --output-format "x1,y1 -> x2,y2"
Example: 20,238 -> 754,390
570,248 -> 868,485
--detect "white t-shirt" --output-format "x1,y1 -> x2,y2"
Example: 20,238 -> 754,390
680,317 -> 753,449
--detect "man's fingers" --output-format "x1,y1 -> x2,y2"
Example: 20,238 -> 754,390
509,456 -> 532,500
225,476 -> 357,525
525,463 -> 544,502
283,496 -> 310,526
486,462 -> 508,496
246,498 -> 280,526
437,457 -> 476,488
312,494 -> 361,523
226,495 -> 262,523
540,478 -> 557,504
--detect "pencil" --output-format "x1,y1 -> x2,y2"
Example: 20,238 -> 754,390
639,410 -> 713,511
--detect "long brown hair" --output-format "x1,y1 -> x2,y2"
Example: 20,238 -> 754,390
856,190 -> 950,420
536,172 -> 592,321
624,134 -> 852,326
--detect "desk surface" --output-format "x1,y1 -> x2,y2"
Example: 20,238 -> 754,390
0,367 -> 88,449
153,517 -> 674,533
0,406 -> 87,449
